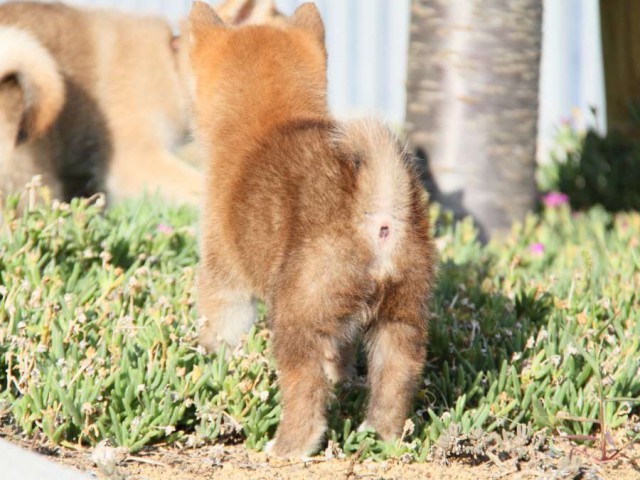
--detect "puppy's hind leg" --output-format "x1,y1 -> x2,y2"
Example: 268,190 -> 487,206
267,240 -> 367,457
361,282 -> 429,440
197,272 -> 258,355
267,316 -> 331,458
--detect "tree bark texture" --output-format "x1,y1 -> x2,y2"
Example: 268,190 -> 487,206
405,0 -> 542,240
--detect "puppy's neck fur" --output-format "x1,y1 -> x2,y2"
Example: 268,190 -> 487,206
208,37 -> 328,156
190,7 -> 329,159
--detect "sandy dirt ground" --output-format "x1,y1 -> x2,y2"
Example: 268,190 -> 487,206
3,430 -> 640,480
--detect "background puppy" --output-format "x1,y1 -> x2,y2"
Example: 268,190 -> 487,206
0,1 -> 196,204
215,0 -> 286,26
190,2 -> 437,458
0,0 -> 283,206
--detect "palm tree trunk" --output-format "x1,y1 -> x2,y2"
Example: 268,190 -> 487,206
406,0 -> 542,240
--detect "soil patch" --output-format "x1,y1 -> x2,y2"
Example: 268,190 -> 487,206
3,428 -> 639,480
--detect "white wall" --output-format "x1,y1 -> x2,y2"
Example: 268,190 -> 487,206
279,0 -> 411,126
538,0 -> 605,161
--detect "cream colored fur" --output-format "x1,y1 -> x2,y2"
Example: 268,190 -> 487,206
215,0 -> 286,26
336,119 -> 414,279
0,26 -> 65,199
0,27 -> 64,140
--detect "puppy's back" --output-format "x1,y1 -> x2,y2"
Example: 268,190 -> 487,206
219,116 -> 429,296
224,119 -> 358,287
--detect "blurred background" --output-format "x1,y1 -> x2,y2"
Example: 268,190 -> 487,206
62,0 -> 606,164
4,0 -> 637,239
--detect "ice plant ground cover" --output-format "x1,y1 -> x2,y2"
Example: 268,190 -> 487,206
0,186 -> 639,462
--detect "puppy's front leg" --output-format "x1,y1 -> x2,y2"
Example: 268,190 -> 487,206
197,269 -> 258,355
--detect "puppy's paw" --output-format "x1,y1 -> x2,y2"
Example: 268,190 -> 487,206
264,439 -> 276,455
358,418 -> 399,441
357,421 -> 374,434
197,337 -> 231,358
197,324 -> 233,358
358,420 -> 378,434
264,438 -> 315,461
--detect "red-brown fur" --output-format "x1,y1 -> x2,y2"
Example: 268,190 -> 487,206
190,1 -> 437,458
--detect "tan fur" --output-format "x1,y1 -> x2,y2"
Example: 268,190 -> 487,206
0,26 -> 65,199
0,1 -> 284,205
0,1 -> 198,203
0,27 -> 64,140
190,1 -> 437,458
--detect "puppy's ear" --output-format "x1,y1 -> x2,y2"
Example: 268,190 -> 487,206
290,3 -> 324,44
190,1 -> 226,40
215,0 -> 257,25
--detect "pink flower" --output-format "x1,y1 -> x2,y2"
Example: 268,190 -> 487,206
542,192 -> 569,208
529,242 -> 545,255
559,116 -> 572,127
619,218 -> 629,231
157,223 -> 174,235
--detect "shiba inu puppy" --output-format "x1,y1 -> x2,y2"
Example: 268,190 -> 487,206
189,1 -> 436,458
0,0 -> 283,206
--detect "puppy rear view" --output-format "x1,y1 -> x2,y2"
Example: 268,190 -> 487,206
190,1 -> 437,458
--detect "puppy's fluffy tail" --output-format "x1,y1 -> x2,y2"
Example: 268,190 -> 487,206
0,27 -> 64,141
335,119 -> 419,275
